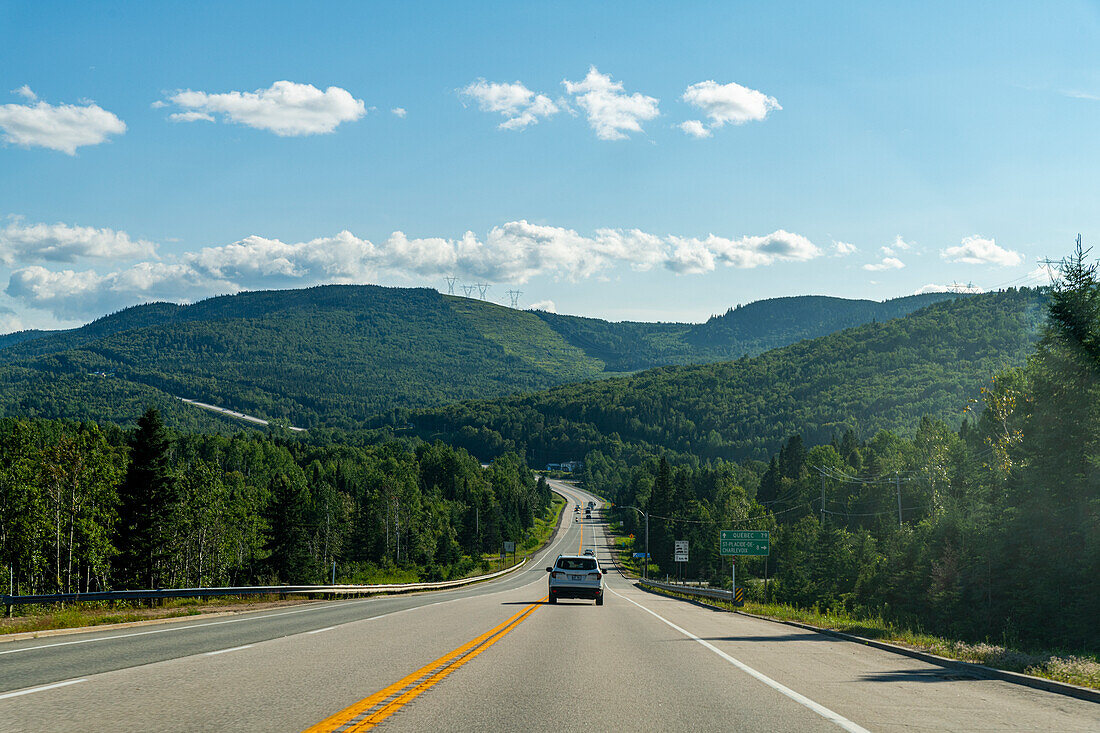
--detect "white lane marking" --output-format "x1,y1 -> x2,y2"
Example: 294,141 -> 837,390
204,644 -> 254,656
2,485 -> 584,658
607,587 -> 871,733
0,679 -> 86,700
0,599 -> 378,657
307,626 -> 336,635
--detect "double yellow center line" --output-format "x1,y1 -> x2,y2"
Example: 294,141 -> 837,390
304,597 -> 545,732
304,498 -> 589,732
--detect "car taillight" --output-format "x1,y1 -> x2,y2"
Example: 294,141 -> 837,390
588,572 -> 601,579
551,571 -> 563,579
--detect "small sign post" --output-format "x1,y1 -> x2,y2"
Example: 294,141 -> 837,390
674,540 -> 688,584
504,541 -> 516,566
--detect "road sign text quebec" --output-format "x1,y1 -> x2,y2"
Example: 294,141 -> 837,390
720,530 -> 770,556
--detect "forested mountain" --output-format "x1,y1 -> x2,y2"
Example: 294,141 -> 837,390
411,288 -> 1048,465
0,285 -> 961,430
530,292 -> 959,371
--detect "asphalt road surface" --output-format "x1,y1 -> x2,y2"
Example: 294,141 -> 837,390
1,480 -> 1096,731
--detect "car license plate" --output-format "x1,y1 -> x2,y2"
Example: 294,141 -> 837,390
570,574 -> 583,580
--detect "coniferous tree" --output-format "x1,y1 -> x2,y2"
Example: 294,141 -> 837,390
115,408 -> 177,588
265,473 -> 312,582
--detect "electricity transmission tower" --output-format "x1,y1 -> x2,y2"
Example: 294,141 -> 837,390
444,276 -> 457,295
507,289 -> 522,308
461,284 -> 475,298
476,283 -> 490,300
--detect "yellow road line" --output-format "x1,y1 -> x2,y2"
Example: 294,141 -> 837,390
304,599 -> 545,733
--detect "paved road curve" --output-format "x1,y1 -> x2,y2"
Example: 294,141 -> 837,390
2,480 -> 1096,731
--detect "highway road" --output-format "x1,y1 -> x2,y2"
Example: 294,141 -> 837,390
1,479 -> 1096,731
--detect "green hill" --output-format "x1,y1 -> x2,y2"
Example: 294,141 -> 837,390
0,284 -> 969,430
530,292 -> 960,371
410,288 -> 1048,463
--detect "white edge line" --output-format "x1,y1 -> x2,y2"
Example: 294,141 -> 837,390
0,678 -> 86,701
607,587 -> 871,733
307,626 -> 337,635
204,643 -> 254,656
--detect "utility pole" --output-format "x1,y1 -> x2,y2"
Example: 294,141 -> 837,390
821,474 -> 826,525
618,506 -> 649,580
896,472 -> 902,526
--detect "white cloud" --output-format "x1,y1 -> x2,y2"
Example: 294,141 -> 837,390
863,257 -> 906,271
915,282 -> 983,294
562,67 -> 659,140
833,241 -> 857,256
6,263 -> 234,320
161,81 -> 366,136
391,107 -> 407,118
0,93 -> 125,154
527,299 -> 556,313
187,224 -> 821,283
460,79 -> 559,130
681,80 -> 780,135
1062,90 -> 1100,101
168,111 -> 214,123
679,120 -> 711,138
881,235 -> 915,257
186,230 -> 377,286
9,221 -> 822,320
941,235 -> 1023,266
0,217 -> 157,265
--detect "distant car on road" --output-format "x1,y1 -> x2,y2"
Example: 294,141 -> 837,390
583,548 -> 595,556
547,554 -> 605,605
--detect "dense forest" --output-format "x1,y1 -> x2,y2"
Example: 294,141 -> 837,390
0,285 -> 959,431
0,410 -> 551,595
412,288 -> 1047,465
603,248 -> 1097,651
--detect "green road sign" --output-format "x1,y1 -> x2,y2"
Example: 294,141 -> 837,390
720,530 -> 770,556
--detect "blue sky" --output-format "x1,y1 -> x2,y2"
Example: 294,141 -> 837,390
1,1 -> 1098,331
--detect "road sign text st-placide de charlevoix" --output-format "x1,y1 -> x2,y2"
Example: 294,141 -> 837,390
720,530 -> 769,556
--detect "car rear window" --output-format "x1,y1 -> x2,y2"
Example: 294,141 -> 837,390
557,558 -> 597,570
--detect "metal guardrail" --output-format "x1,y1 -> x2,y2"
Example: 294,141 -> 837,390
2,557 -> 526,608
640,578 -> 735,603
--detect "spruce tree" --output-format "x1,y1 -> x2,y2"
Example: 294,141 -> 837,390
115,408 -> 177,589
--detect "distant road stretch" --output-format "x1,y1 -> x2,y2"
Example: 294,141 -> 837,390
179,397 -> 306,432
2,480 -> 1095,731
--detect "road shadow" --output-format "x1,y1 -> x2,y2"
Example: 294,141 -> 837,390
860,668 -> 982,683
500,600 -> 596,606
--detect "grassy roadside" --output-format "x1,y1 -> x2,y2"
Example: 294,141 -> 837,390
645,585 -> 1100,691
2,494 -> 567,637
0,595 -> 315,637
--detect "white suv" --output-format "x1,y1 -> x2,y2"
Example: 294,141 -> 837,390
547,554 -> 605,605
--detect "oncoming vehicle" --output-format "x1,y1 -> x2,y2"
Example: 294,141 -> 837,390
583,548 -> 595,556
547,554 -> 605,605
